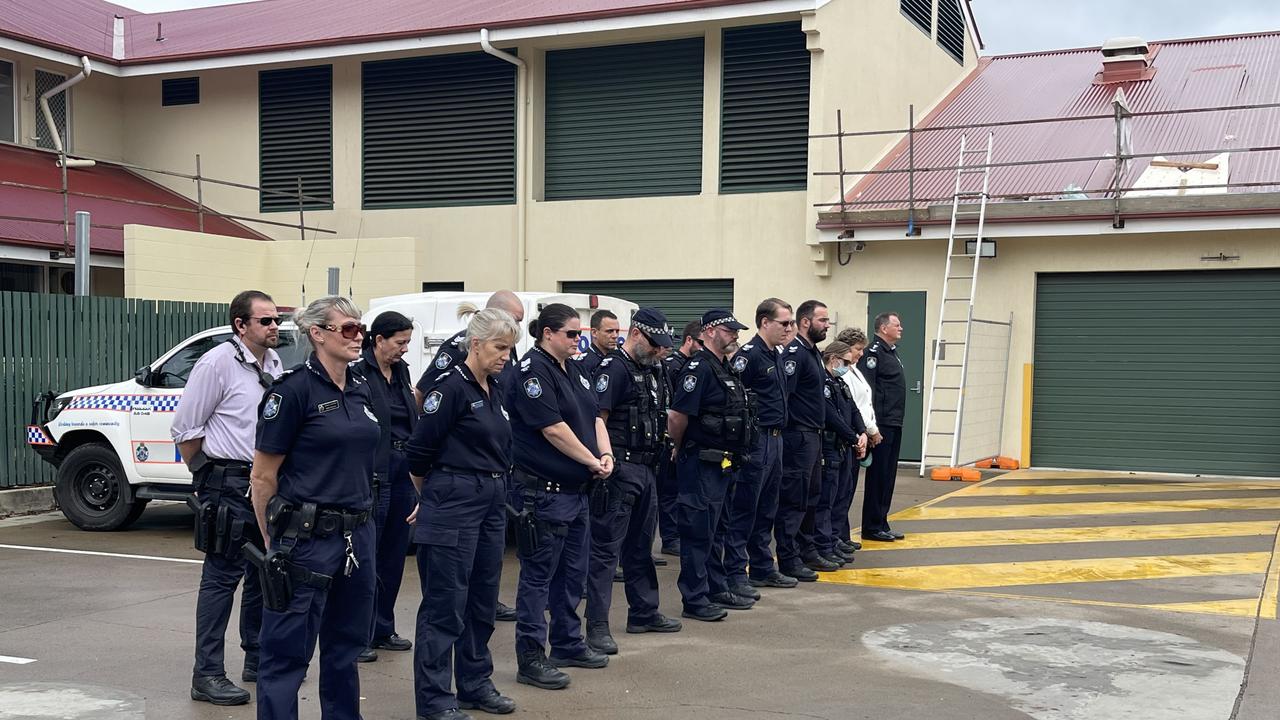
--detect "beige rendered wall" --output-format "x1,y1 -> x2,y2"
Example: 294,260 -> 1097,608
833,226 -> 1280,463
0,49 -> 124,159
114,0 -> 973,323
124,225 -> 419,309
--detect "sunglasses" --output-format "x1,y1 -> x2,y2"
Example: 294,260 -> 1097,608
322,322 -> 366,340
770,318 -> 796,328
243,316 -> 283,327
557,329 -> 582,340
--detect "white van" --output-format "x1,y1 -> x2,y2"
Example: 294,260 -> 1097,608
27,292 -> 636,531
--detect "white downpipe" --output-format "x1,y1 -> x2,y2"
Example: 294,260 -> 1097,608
480,28 -> 528,291
39,56 -> 96,167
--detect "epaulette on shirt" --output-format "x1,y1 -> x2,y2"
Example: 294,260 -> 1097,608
741,343 -> 754,351
687,360 -> 700,369
271,365 -> 301,385
867,344 -> 879,353
788,345 -> 798,353
520,358 -> 533,373
600,357 -> 614,367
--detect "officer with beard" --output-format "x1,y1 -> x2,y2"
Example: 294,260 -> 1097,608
584,308 -> 684,655
667,310 -> 755,621
774,300 -> 831,582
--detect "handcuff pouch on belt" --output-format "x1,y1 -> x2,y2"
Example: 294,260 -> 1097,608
242,543 -> 333,613
188,462 -> 258,557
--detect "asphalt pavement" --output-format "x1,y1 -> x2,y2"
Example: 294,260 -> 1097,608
1,468 -> 1277,720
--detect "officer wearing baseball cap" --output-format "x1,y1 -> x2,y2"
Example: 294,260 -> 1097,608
667,309 -> 756,621
584,308 -> 684,654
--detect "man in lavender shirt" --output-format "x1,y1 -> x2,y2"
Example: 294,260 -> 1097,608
172,290 -> 284,706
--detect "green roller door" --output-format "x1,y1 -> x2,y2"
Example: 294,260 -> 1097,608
1032,270 -> 1280,477
560,279 -> 733,328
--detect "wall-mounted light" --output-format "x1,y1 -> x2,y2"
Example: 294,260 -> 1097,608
965,239 -> 996,258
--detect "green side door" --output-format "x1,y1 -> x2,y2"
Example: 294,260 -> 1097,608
866,291 -> 927,462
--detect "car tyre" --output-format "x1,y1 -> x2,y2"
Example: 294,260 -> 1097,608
55,443 -> 144,531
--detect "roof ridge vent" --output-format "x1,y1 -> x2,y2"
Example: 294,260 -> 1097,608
1096,36 -> 1157,84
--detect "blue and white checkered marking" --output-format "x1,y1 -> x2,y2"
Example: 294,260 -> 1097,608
67,394 -> 181,412
26,426 -> 54,446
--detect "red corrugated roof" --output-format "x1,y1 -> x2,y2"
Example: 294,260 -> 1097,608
0,144 -> 268,254
1,0 -> 771,63
837,31 -> 1280,217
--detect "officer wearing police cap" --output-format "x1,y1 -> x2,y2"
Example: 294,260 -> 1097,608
584,308 -> 684,655
667,309 -> 755,621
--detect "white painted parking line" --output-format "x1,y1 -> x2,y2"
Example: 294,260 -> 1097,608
0,655 -> 37,664
0,544 -> 202,565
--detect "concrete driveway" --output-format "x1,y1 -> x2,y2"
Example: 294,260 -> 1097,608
1,468 -> 1276,720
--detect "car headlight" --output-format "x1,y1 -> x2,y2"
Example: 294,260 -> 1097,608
46,396 -> 72,423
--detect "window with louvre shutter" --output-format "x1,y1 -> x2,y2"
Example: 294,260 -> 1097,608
545,38 -> 704,201
937,0 -> 966,63
162,77 -> 200,106
362,52 -> 516,209
560,279 -> 733,328
259,65 -> 333,212
720,22 -> 811,193
900,0 -> 933,36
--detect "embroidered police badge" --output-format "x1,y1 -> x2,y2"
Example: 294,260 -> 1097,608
423,391 -> 443,414
824,386 -> 832,398
596,375 -> 609,393
683,375 -> 697,392
524,378 -> 543,398
732,355 -> 748,373
580,375 -> 590,390
866,357 -> 877,370
783,360 -> 797,376
435,352 -> 451,369
364,405 -> 379,423
263,393 -> 282,420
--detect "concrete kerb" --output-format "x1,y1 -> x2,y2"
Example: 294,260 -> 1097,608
0,485 -> 56,518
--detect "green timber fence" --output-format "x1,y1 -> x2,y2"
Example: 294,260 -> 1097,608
1,292 -> 229,488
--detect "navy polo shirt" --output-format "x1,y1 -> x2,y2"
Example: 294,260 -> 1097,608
823,371 -> 860,443
416,330 -> 469,394
509,346 -> 600,485
574,343 -> 609,377
781,336 -> 826,430
406,362 -> 511,476
730,334 -> 788,429
256,355 -> 381,510
671,348 -> 730,449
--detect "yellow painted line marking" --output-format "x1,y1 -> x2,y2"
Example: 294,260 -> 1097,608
1146,598 -> 1265,618
1262,527 -> 1280,620
892,496 -> 1280,522
858,520 -> 1280,551
821,552 -> 1270,591
852,471 -> 1003,536
996,469 -> 1187,482
963,482 -> 1280,497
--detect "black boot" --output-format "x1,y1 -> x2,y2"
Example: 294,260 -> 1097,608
191,675 -> 250,706
586,621 -> 618,655
495,601 -> 517,622
516,650 -> 571,690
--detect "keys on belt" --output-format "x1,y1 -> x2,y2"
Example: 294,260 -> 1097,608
391,440 -> 407,451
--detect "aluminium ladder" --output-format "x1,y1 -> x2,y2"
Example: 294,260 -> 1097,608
919,132 -> 994,477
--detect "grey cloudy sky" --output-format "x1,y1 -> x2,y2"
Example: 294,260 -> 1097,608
116,0 -> 1280,56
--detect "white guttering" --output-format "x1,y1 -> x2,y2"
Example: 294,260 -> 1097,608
0,0 -> 817,77
479,28 -> 529,292
818,213 -> 1280,244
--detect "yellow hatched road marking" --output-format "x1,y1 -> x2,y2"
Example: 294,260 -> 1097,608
961,482 -> 1280,497
1262,528 -> 1280,620
858,520 -> 1280,551
892,496 -> 1280,522
821,552 -> 1271,591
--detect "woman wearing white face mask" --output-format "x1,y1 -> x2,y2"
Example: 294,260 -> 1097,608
810,341 -> 868,568
834,328 -> 878,553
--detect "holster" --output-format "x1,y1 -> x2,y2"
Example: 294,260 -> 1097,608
243,544 -> 333,613
589,478 -> 613,518
507,503 -> 542,559
188,495 -> 217,554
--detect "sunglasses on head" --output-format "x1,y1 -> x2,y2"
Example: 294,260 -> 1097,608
242,316 -> 283,327
322,322 -> 366,340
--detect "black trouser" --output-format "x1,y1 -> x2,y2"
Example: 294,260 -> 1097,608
193,467 -> 263,679
861,426 -> 903,535
655,449 -> 680,548
586,460 -> 662,626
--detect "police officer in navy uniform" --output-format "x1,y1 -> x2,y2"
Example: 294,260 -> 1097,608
775,300 -> 832,581
413,291 -> 524,623
667,309 -> 755,621
575,309 -> 620,376
509,303 -> 614,689
813,340 -> 867,566
584,308 -> 684,656
250,296 -> 381,720
858,312 -> 909,542
406,308 -> 521,720
656,320 -> 701,556
727,298 -> 799,595
352,311 -> 418,663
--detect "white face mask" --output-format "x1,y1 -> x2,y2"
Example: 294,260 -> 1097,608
833,365 -> 850,378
